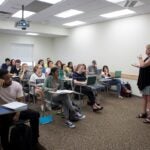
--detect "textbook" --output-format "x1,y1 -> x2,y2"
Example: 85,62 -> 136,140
2,101 -> 28,111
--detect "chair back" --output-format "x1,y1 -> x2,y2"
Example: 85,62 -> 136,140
114,71 -> 122,78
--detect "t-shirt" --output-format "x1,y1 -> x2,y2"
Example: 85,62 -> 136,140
30,73 -> 45,84
46,68 -> 51,75
73,72 -> 86,82
0,81 -> 24,103
88,65 -> 97,74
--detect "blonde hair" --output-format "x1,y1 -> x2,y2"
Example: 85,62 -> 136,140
75,64 -> 83,72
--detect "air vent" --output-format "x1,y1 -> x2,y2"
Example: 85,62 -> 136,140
25,1 -> 53,13
118,0 -> 144,8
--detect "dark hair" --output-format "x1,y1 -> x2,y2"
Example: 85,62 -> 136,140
50,67 -> 58,76
102,65 -> 109,72
55,60 -> 62,67
15,59 -> 21,63
0,69 -> 8,79
10,59 -> 15,66
47,61 -> 53,67
92,60 -> 96,65
67,61 -> 74,72
38,59 -> 44,67
5,58 -> 10,62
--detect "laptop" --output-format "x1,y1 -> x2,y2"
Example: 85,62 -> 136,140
114,71 -> 122,78
87,76 -> 97,85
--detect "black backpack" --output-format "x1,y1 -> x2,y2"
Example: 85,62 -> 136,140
9,123 -> 32,150
120,83 -> 132,97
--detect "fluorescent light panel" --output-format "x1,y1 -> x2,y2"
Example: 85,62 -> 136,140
0,0 -> 5,5
37,0 -> 62,4
63,21 -> 86,27
100,9 -> 135,18
26,33 -> 39,36
12,10 -> 35,18
55,9 -> 84,18
106,0 -> 125,3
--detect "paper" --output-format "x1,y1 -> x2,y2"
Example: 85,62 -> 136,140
2,101 -> 28,111
49,90 -> 74,94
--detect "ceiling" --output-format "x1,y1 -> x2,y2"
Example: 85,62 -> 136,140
0,0 -> 150,36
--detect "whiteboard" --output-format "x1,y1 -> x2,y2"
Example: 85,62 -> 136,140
11,43 -> 33,62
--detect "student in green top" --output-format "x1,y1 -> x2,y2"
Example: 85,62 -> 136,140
43,67 -> 85,128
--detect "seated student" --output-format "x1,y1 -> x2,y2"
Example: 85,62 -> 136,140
30,65 -> 45,109
88,60 -> 98,75
101,65 -> 131,99
38,59 -> 46,74
1,58 -> 10,71
19,63 -> 32,81
0,69 -> 46,150
43,67 -> 85,128
55,60 -> 64,79
45,60 -> 53,77
73,64 -> 103,112
65,61 -> 74,78
10,59 -> 21,76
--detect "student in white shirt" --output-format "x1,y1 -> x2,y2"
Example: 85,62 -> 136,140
0,69 -> 46,150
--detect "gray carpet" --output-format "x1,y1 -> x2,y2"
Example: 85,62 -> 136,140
38,94 -> 150,150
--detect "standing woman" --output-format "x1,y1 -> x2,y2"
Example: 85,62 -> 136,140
132,44 -> 150,122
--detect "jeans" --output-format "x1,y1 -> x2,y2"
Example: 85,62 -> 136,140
52,94 -> 76,119
105,78 -> 121,96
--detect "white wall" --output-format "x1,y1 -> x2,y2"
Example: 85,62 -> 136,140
52,14 -> 150,96
0,33 -> 53,64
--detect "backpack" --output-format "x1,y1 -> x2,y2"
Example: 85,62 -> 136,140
120,83 -> 132,97
9,123 -> 32,150
69,102 -> 81,122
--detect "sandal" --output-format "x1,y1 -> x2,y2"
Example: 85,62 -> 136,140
136,113 -> 147,118
143,118 -> 150,123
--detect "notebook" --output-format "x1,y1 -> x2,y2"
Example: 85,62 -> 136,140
39,115 -> 53,125
2,101 -> 28,111
87,76 -> 96,85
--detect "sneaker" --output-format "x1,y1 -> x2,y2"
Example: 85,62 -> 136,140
65,120 -> 76,128
76,112 -> 86,120
118,95 -> 123,99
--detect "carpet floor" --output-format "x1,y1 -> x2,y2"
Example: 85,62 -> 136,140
38,94 -> 150,150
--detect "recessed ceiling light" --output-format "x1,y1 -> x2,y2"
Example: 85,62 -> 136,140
63,21 -> 86,27
37,0 -> 62,4
0,0 -> 5,5
106,0 -> 125,3
26,33 -> 39,36
100,9 -> 135,18
55,9 -> 84,18
12,10 -> 35,18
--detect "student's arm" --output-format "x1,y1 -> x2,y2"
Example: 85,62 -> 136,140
13,83 -> 24,122
74,79 -> 87,85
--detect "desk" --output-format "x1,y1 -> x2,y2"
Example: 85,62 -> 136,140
0,106 -> 14,115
